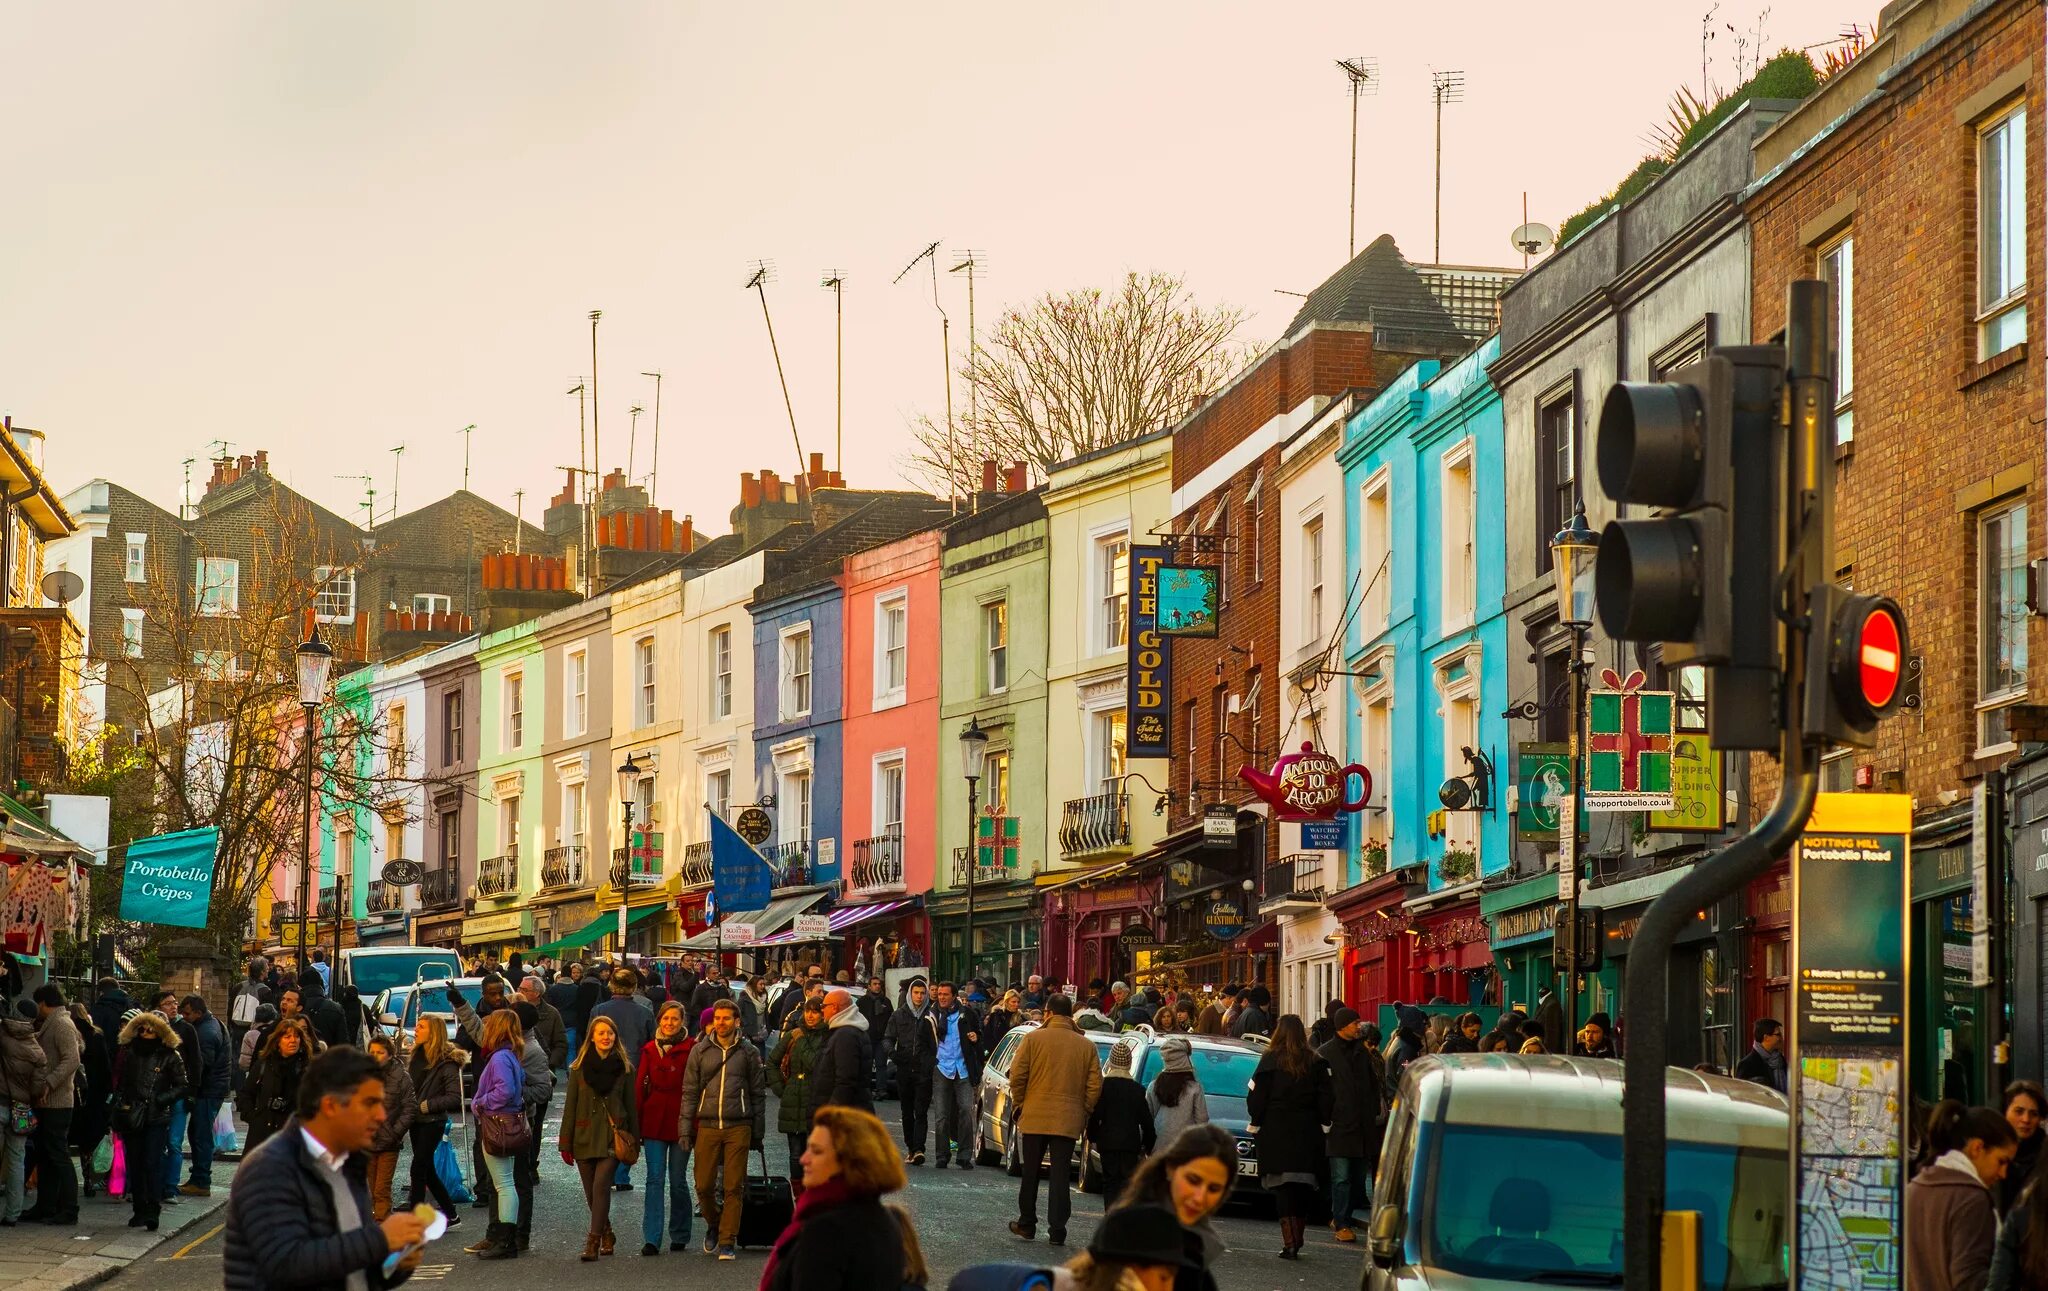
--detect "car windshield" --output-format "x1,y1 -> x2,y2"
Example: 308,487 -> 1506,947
1134,1046 -> 1261,1105
1423,1124 -> 1788,1289
349,952 -> 463,997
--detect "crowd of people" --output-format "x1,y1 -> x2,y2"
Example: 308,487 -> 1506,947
1902,1081 -> 2048,1291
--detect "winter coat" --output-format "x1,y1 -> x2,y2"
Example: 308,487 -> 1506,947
886,1001 -> 935,1074
1438,1032 -> 1479,1055
1247,1054 -> 1334,1179
560,1056 -> 639,1160
1073,1007 -> 1117,1034
223,1115 -> 412,1291
739,990 -> 768,1043
69,1022 -> 111,1146
1735,1044 -> 1788,1093
544,976 -> 580,1025
114,1012 -> 189,1132
0,1016 -> 46,1108
1384,1025 -> 1426,1102
636,1034 -> 694,1144
1992,1197 -> 2030,1290
472,1045 -> 524,1115
300,989 -> 348,1049
2004,1133 -> 2046,1215
813,1009 -> 875,1113
570,977 -> 603,1035
923,1003 -> 986,1081
1010,1015 -> 1102,1140
190,1010 -> 232,1099
680,1034 -> 766,1139
526,999 -> 568,1069
518,1037 -> 554,1111
758,1186 -> 905,1291
370,1052 -> 416,1153
89,987 -> 134,1043
767,1021 -> 828,1135
686,981 -> 727,1033
856,988 -> 892,1036
35,1008 -> 81,1108
982,1006 -> 1018,1055
243,1046 -> 309,1144
165,1013 -> 202,1099
1318,1034 -> 1384,1159
1230,1004 -> 1273,1039
589,994 -> 654,1056
1148,1076 -> 1210,1143
410,1049 -> 465,1118
1906,1161 -> 1998,1291
1086,1074 -> 1156,1156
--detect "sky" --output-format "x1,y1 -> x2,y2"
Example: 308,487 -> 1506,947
1,1 -> 1856,538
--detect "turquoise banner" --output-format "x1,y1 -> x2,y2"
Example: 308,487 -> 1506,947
118,827 -> 220,929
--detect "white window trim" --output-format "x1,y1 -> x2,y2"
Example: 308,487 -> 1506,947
120,607 -> 144,658
1360,466 -> 1393,641
1977,498 -> 2029,755
709,624 -> 734,721
1087,520 -> 1133,659
1820,234 -> 1855,444
1434,645 -> 1483,851
871,749 -> 908,836
195,556 -> 239,617
1440,438 -> 1477,633
313,566 -> 357,624
1976,102 -> 2028,360
502,670 -> 525,750
412,592 -> 453,616
1300,509 -> 1326,645
124,533 -> 147,583
779,623 -> 814,720
873,590 -> 909,710
634,635 -> 657,730
564,646 -> 588,739
983,595 -> 1010,695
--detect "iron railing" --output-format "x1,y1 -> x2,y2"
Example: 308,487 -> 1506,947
681,841 -> 714,887
1264,853 -> 1328,904
847,831 -> 906,897
475,853 -> 518,898
540,844 -> 587,891
366,880 -> 404,913
611,834 -> 665,888
1059,792 -> 1131,857
766,839 -> 812,888
951,846 -> 1013,887
421,867 -> 460,908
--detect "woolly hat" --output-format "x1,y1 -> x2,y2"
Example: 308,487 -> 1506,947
1157,1036 -> 1194,1073
1107,1039 -> 1134,1076
1331,1006 -> 1362,1031
1587,1012 -> 1614,1031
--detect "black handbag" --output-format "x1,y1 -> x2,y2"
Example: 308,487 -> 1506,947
478,1107 -> 531,1157
736,1148 -> 795,1248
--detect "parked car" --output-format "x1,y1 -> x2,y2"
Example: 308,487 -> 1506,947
367,977 -> 483,1057
1362,1054 -> 1789,1290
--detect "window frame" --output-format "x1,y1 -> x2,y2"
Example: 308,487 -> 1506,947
119,607 -> 144,658
1977,497 -> 2030,753
635,636 -> 657,729
1440,438 -> 1477,632
874,753 -> 907,835
1819,236 -> 1855,446
1977,103 -> 2028,360
442,689 -> 463,765
705,767 -> 731,823
564,645 -> 588,738
1091,708 -> 1127,796
313,566 -> 356,624
984,598 -> 1010,695
709,624 -> 733,720
1094,528 -> 1131,655
780,624 -> 813,720
1534,379 -> 1577,577
1360,467 -> 1392,639
874,591 -> 909,708
412,592 -> 453,616
124,533 -> 147,584
1303,512 -> 1326,643
503,671 -> 524,750
194,556 -> 239,617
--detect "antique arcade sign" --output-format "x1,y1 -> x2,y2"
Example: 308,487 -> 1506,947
1238,742 -> 1371,822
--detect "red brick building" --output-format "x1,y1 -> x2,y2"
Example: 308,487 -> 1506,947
1743,0 -> 2043,1098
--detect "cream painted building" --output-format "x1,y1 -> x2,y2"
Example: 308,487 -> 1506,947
605,567 -> 687,953
1042,430 -> 1174,877
675,552 -> 764,877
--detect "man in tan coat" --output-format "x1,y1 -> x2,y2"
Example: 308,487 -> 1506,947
1005,993 -> 1101,1246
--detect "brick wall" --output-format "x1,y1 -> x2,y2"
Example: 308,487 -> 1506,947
1747,0 -> 2043,805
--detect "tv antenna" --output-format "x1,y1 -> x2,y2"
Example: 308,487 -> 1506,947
626,405 -> 643,488
1431,69 -> 1466,263
950,250 -> 986,505
335,474 -> 376,530
819,274 -> 844,475
744,261 -> 809,487
458,424 -> 476,492
180,457 -> 196,519
389,442 -> 405,519
895,240 -> 955,511
640,371 -> 663,507
1336,58 -> 1378,258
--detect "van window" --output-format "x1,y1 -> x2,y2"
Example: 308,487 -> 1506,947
1421,1124 -> 1788,1289
346,950 -> 463,997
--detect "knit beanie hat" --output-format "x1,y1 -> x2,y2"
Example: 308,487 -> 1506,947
1107,1039 -> 1134,1076
1158,1036 -> 1193,1073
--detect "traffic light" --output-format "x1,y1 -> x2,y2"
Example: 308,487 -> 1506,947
1595,349 -> 1785,749
1804,586 -> 1911,747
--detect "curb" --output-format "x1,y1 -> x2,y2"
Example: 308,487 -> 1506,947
12,1193 -> 230,1291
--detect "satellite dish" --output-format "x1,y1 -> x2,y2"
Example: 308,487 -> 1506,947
40,569 -> 82,606
1511,222 -> 1556,257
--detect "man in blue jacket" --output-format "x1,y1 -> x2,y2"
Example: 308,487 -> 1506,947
178,994 -> 232,1196
223,1046 -> 427,1291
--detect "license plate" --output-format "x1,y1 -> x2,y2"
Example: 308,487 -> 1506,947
1236,1160 -> 1258,1176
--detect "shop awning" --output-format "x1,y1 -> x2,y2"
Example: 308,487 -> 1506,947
533,904 -> 665,955
0,793 -> 90,860
1230,920 -> 1278,954
667,889 -> 828,951
751,896 -> 919,946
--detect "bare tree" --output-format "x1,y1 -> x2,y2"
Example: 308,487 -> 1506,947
907,272 -> 1252,494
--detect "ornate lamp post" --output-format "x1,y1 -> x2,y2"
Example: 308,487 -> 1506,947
295,630 -> 334,970
615,756 -> 641,954
1550,505 -> 1599,1051
957,716 -> 989,983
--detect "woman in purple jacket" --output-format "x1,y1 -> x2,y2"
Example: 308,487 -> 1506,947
466,1009 -> 527,1261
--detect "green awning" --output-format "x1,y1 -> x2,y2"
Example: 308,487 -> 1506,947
532,903 -> 666,955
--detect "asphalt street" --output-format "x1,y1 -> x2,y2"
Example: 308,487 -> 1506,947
102,1087 -> 1367,1290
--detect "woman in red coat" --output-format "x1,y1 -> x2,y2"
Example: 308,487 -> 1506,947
636,1001 -> 695,1256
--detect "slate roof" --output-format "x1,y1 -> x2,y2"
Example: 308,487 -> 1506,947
1285,233 -> 1465,344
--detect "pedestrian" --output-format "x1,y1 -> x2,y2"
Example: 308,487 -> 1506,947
1,999 -> 46,1225
886,979 -> 934,1162
680,998 -> 764,1261
1439,1012 -> 1483,1055
769,996 -> 829,1191
1907,1103 -> 2014,1291
402,1015 -> 464,1224
1074,995 -> 1117,1033
562,1014 -> 640,1261
298,968 -> 348,1049
759,1104 -> 909,1291
111,1009 -> 186,1232
589,967 -> 654,1191
858,976 -> 893,1097
145,990 -> 200,1209
463,1009 -> 525,1260
816,988 -> 876,1113
1992,1175 -> 2048,1290
237,1003 -> 275,1077
176,993 -> 230,1197
636,1000 -> 696,1255
65,1002 -> 111,1199
361,1034 -> 414,1221
1247,1015 -> 1333,1260
1089,1039 -> 1156,1205
1735,1018 -> 1788,1093
1146,1036 -> 1211,1145
1316,1005 -> 1381,1244
28,984 -> 82,1224
1230,986 -> 1274,1039
1112,1124 -> 1235,1291
222,1046 -> 428,1291
90,977 -> 135,1043
546,963 -> 584,1056
926,981 -> 983,1169
308,947 -> 332,993
241,1017 -> 313,1150
984,989 -> 1021,1054
1574,1011 -> 1619,1058
687,966 -> 727,1036
1306,999 -> 1346,1048
227,959 -> 265,1090
1385,1005 -> 1428,1099
516,976 -> 569,1070
1006,993 -> 1102,1247
742,976 -> 771,1045
504,1001 -> 553,1253
2003,1082 -> 2048,1215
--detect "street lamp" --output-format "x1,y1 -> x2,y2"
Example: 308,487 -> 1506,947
1550,506 -> 1600,1050
958,717 -> 989,983
295,630 -> 334,973
616,757 -> 640,955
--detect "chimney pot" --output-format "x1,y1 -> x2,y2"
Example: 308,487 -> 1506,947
741,473 -> 762,508
980,460 -> 999,494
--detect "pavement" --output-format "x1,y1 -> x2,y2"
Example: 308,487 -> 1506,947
0,1178 -> 231,1291
86,1094 -> 1365,1291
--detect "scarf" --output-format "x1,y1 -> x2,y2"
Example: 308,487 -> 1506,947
1936,1148 -> 1990,1187
582,1051 -> 626,1097
760,1176 -> 861,1288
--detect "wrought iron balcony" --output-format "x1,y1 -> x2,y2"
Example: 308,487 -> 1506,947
270,903 -> 295,934
366,880 -> 404,913
317,889 -> 338,919
681,840 -> 714,887
766,839 -> 811,888
1261,853 -> 1328,908
847,831 -> 907,897
421,867 -> 460,908
1059,792 -> 1131,858
475,853 -> 518,898
540,844 -> 587,891
610,832 -> 665,888
951,846 -> 1013,887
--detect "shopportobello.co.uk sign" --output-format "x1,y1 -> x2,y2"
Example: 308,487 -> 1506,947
118,827 -> 221,930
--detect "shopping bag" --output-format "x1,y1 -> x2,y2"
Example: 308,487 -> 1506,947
434,1131 -> 472,1203
212,1103 -> 241,1155
108,1136 -> 126,1197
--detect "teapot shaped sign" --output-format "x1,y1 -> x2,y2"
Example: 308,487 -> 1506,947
1238,742 -> 1372,822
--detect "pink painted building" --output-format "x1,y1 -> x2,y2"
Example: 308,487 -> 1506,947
838,529 -> 942,964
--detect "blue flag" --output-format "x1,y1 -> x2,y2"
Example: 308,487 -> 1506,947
118,827 -> 221,929
709,808 -> 771,913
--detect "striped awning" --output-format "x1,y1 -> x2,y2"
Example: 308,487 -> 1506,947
751,896 -> 919,946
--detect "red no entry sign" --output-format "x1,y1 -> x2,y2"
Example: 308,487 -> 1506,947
1856,604 -> 1904,711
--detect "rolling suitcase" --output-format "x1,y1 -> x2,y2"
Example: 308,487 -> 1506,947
736,1148 -> 795,1248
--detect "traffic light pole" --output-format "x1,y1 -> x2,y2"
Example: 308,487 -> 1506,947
1620,282 -> 1832,1291
1562,627 -> 1587,1050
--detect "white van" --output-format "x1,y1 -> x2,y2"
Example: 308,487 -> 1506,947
1363,1054 -> 1789,1290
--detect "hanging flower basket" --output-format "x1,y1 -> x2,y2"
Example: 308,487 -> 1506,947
1438,849 -> 1478,882
1362,843 -> 1389,876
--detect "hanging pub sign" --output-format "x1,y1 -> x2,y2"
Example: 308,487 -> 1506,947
1202,804 -> 1239,849
1515,743 -> 1571,842
1239,742 -> 1371,822
1127,544 -> 1172,758
1156,565 -> 1221,637
1119,920 -> 1158,948
1204,897 -> 1246,941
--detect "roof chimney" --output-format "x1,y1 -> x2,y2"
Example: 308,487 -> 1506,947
980,460 -> 999,494
1004,461 -> 1029,494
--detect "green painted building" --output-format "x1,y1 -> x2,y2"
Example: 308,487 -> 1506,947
933,486 -> 1049,985
470,619 -> 546,958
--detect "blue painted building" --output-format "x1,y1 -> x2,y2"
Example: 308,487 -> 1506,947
1333,337 -> 1508,1011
